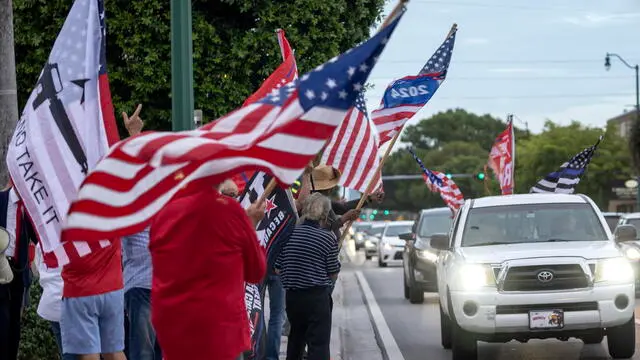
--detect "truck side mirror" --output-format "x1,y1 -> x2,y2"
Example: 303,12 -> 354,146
614,224 -> 637,243
399,232 -> 414,241
430,233 -> 450,250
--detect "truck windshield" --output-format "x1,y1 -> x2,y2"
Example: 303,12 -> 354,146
461,203 -> 607,247
419,214 -> 452,237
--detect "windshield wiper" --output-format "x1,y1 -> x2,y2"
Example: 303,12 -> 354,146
465,241 -> 512,247
545,238 -> 580,242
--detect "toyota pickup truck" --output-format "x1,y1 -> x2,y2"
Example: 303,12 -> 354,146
433,193 -> 636,360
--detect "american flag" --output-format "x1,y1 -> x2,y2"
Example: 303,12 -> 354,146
6,0 -> 119,268
321,91 -> 382,192
488,119 -> 515,195
232,29 -> 299,192
408,149 -> 464,214
58,14 -> 404,262
372,26 -> 456,145
530,136 -> 602,194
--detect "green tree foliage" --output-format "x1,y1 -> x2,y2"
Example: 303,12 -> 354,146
383,109 -> 632,211
13,0 -> 386,135
19,284 -> 59,360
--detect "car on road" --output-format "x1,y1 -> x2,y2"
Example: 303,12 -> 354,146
378,221 -> 413,267
602,212 -> 624,232
364,223 -> 386,260
433,193 -> 636,360
351,222 -> 373,250
400,207 -> 452,304
615,212 -> 640,292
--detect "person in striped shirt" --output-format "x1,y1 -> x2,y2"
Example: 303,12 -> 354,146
275,193 -> 340,360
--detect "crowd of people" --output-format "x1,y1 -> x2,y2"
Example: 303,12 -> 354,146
0,109 -> 383,360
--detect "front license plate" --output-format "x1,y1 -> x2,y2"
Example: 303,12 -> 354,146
528,309 -> 564,329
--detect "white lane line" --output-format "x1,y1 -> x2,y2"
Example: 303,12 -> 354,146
355,270 -> 405,360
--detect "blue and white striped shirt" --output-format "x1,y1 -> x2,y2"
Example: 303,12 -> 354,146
275,220 -> 340,290
122,228 -> 153,292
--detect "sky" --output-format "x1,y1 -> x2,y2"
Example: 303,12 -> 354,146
365,0 -> 640,135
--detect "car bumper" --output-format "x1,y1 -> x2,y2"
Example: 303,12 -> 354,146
413,259 -> 437,290
364,244 -> 378,257
380,246 -> 404,264
449,283 -> 635,334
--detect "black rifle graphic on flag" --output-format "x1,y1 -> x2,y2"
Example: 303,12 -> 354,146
238,171 -> 298,360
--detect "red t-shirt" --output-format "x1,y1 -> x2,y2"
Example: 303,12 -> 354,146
150,187 -> 266,360
62,239 -> 123,298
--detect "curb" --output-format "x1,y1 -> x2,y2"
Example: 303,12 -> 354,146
354,271 -> 389,360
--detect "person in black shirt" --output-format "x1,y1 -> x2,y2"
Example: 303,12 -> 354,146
275,193 -> 339,360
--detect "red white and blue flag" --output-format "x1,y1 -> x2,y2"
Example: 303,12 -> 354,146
408,149 -> 464,214
488,119 -> 515,195
372,26 -> 457,145
6,0 -> 119,267
58,13 -> 405,262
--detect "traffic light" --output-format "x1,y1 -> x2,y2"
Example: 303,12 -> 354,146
445,173 -> 452,179
369,214 -> 375,220
476,172 -> 485,180
372,209 -> 378,215
360,214 -> 366,219
383,210 -> 390,215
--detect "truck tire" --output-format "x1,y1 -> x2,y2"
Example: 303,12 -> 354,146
378,256 -> 387,268
365,254 -> 372,260
403,271 -> 410,299
440,305 -> 452,349
607,315 -> 635,359
452,322 -> 477,360
409,281 -> 424,304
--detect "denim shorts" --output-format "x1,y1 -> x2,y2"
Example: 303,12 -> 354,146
60,289 -> 125,355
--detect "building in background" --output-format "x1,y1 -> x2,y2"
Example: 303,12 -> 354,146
607,110 -> 636,138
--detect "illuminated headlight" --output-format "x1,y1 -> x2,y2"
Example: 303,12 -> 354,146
595,257 -> 634,283
383,242 -> 393,250
458,264 -> 494,290
365,240 -> 373,247
416,249 -> 438,262
356,233 -> 364,241
625,247 -> 640,260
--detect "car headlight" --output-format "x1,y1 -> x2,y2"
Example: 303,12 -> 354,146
595,257 -> 634,283
356,233 -> 364,241
416,249 -> 438,262
458,264 -> 494,290
625,247 -> 640,260
383,242 -> 392,250
365,240 -> 373,247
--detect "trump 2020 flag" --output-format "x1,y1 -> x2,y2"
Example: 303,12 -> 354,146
238,172 -> 298,359
6,0 -> 118,267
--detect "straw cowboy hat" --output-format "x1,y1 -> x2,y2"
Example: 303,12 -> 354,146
310,165 -> 342,191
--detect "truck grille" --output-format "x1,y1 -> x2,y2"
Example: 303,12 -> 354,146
502,264 -> 589,291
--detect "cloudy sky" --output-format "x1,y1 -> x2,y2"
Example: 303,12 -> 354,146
366,0 -> 640,134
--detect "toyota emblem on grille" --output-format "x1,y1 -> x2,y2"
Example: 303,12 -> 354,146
537,270 -> 554,283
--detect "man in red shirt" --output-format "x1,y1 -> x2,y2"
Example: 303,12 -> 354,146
150,184 -> 266,360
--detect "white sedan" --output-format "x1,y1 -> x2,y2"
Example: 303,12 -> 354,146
378,221 -> 414,267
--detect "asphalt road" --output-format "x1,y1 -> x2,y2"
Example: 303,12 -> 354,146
350,248 -> 640,360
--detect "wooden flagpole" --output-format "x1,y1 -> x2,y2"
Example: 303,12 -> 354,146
254,0 -> 409,207
338,22 -> 458,246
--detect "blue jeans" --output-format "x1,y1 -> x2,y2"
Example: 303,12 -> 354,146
265,275 -> 285,360
49,321 -> 77,360
125,288 -> 162,360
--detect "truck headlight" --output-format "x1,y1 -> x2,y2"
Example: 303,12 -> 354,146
595,257 -> 634,283
383,242 -> 392,251
459,264 -> 494,290
625,247 -> 640,260
417,249 -> 438,262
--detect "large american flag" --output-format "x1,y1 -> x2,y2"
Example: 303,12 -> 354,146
408,149 -> 464,214
372,26 -> 457,145
232,29 -> 299,193
6,0 -> 119,267
530,136 -> 602,194
58,14 -> 404,263
321,91 -> 382,192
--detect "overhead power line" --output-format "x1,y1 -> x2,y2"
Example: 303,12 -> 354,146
411,0 -> 631,13
369,75 -> 630,81
364,93 -> 635,100
380,59 -> 640,64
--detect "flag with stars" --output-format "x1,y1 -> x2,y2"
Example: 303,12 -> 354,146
59,12 -> 405,258
408,149 -> 464,214
6,0 -> 118,267
372,25 -> 457,145
237,171 -> 297,360
530,136 -> 603,194
321,91 -> 383,192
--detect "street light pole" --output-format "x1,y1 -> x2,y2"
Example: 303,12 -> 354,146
605,53 -> 640,211
170,0 -> 194,131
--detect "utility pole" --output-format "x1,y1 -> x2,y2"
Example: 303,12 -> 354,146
0,0 -> 18,185
170,0 -> 194,131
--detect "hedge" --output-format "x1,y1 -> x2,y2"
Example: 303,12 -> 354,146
18,284 -> 60,360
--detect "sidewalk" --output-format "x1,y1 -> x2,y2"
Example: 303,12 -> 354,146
266,241 -> 383,360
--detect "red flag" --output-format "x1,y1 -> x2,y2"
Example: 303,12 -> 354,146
488,120 -> 515,195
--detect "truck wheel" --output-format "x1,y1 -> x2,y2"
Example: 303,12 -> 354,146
365,254 -> 372,260
581,332 -> 604,344
607,315 -> 635,359
403,271 -> 410,299
440,305 -> 452,349
452,322 -> 477,360
378,256 -> 387,268
409,281 -> 424,304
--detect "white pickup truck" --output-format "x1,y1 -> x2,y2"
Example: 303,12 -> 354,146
432,193 -> 636,360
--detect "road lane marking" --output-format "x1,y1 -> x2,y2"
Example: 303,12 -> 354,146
355,270 -> 405,360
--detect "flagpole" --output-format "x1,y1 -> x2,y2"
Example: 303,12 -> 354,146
338,21 -> 457,246
253,0 -> 409,207
510,117 -> 516,193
